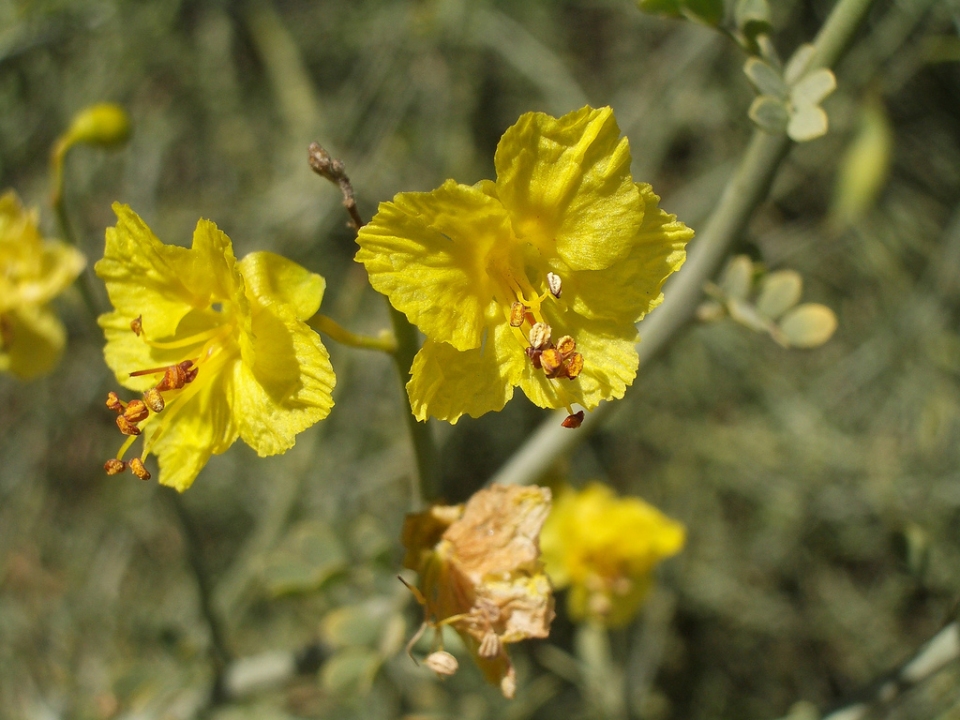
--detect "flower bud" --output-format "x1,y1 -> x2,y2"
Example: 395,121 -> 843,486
63,103 -> 131,149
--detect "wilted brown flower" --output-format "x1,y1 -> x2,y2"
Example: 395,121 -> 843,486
401,484 -> 555,698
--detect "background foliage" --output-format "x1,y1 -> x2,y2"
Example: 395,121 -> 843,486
1,0 -> 959,718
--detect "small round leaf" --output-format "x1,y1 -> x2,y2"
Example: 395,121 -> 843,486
719,255 -> 754,300
749,96 -> 790,134
778,303 -> 837,347
756,270 -> 802,319
744,58 -> 787,98
787,104 -> 829,142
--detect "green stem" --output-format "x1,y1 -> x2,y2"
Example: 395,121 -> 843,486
164,490 -> 232,707
309,313 -> 396,353
50,142 -> 103,319
388,304 -> 441,505
308,142 -> 441,505
488,0 -> 880,488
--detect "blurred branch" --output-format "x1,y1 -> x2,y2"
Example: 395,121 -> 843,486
789,620 -> 960,720
165,491 -> 233,708
308,143 -> 440,505
488,0 -> 880,489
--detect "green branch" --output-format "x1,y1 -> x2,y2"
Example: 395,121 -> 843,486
308,142 -> 440,505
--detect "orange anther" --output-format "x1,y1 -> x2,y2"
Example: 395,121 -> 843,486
143,387 -> 165,413
122,399 -> 149,424
104,458 -> 126,475
555,335 -> 576,358
509,302 -> 527,328
156,360 -> 197,391
129,457 -> 151,481
561,411 -> 584,428
540,347 -> 563,378
130,315 -> 143,336
105,391 -> 124,413
116,415 -> 141,436
564,352 -> 584,380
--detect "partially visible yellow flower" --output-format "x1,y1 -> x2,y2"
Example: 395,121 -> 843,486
401,484 -> 555,698
96,204 -> 335,491
541,483 -> 685,627
356,106 -> 692,425
0,191 -> 85,379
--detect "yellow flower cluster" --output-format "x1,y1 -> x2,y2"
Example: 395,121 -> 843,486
96,205 -> 335,491
541,483 -> 685,627
0,191 -> 85,379
357,106 -> 692,425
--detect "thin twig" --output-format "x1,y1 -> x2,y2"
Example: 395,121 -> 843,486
165,490 -> 233,707
308,143 -> 363,230
815,619 -> 959,720
308,143 -> 440,504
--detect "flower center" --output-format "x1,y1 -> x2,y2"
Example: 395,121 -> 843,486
102,313 -> 236,481
488,260 -> 584,423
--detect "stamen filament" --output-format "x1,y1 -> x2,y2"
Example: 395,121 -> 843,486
141,325 -> 226,350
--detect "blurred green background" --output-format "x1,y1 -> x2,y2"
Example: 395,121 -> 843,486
1,0 -> 959,718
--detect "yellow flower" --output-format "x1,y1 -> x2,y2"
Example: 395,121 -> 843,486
356,106 -> 692,424
96,204 -> 335,492
0,191 -> 85,379
540,483 -> 685,627
401,485 -> 555,698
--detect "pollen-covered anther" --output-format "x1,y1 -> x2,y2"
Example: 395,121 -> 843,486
156,360 -> 198,392
129,457 -> 151,481
509,301 -> 528,328
525,346 -> 543,369
104,458 -> 126,475
115,415 -> 141,436
561,410 -> 585,428
555,335 -> 576,357
528,322 -> 552,350
105,391 -> 124,413
130,315 -> 143,336
547,272 -> 562,298
540,347 -> 563,378
564,352 -> 584,380
143,387 -> 165,413
122,399 -> 149,424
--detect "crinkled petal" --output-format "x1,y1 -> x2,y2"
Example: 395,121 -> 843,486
238,251 -> 325,320
0,305 -> 65,379
495,106 -> 643,270
96,205 -> 204,341
230,302 -> 335,456
406,322 -> 523,423
356,180 -> 511,351
147,364 -> 240,492
561,183 -> 692,324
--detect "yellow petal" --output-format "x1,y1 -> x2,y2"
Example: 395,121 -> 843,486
562,183 -> 692,324
495,106 -> 643,270
230,302 -> 335,456
0,305 -> 66,379
96,205 -> 204,342
147,367 -> 240,492
406,323 -> 522,423
356,180 -> 511,351
238,251 -> 325,320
